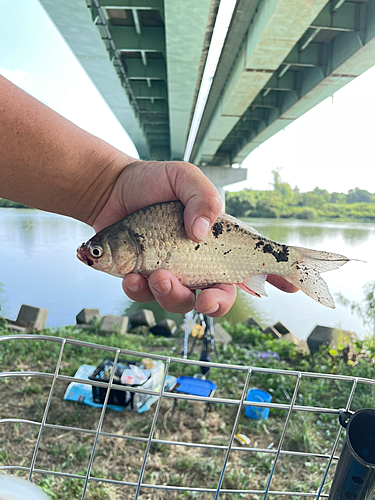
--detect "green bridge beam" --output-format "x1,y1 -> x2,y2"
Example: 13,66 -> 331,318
110,26 -> 165,52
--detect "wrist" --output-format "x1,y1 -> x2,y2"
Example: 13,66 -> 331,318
70,141 -> 136,226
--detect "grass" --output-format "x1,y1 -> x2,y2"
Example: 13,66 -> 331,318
1,321 -> 375,499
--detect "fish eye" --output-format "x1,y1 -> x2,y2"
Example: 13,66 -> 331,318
90,245 -> 103,258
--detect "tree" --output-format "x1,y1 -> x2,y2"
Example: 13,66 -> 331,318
346,188 -> 374,204
225,192 -> 255,217
330,192 -> 346,204
271,168 -> 294,204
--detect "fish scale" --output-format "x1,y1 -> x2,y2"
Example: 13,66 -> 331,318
77,201 -> 350,308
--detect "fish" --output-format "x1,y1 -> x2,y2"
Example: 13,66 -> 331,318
77,201 -> 350,308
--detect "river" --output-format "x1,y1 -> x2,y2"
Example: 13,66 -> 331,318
1,208 -> 374,340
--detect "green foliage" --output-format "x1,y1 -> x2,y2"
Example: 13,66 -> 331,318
294,207 -> 317,220
347,188 -> 375,204
0,198 -> 29,208
225,171 -> 375,221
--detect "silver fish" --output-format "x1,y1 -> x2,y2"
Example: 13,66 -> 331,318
77,201 -> 350,308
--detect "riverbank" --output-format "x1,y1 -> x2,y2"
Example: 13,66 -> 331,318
226,177 -> 375,221
0,321 -> 374,499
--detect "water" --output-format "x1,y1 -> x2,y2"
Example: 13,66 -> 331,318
1,208 -> 374,340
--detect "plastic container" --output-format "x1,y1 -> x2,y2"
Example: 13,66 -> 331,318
88,358 -> 165,411
0,475 -> 50,500
88,359 -> 149,408
244,388 -> 272,420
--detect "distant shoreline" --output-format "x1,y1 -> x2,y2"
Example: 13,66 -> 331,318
0,199 -> 31,209
1,203 -> 375,223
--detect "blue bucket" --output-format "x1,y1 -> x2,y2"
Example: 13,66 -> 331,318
244,388 -> 272,420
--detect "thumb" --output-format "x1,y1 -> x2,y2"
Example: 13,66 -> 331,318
165,162 -> 223,242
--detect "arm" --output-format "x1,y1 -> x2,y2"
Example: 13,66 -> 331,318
0,75 -> 132,226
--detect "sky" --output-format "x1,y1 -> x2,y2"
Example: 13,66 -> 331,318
1,0 -> 374,194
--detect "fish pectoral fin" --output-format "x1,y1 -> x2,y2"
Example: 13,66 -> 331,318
237,275 -> 268,298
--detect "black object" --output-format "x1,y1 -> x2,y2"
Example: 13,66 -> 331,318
200,350 -> 211,375
88,359 -> 147,409
328,408 -> 375,500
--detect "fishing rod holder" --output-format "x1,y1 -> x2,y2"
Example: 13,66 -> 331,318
328,408 -> 375,500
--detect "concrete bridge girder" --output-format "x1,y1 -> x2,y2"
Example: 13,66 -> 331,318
232,0 -> 375,163
196,0 -> 330,166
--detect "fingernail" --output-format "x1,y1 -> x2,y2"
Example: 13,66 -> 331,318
192,216 -> 210,241
202,303 -> 219,315
153,279 -> 171,296
125,283 -> 139,293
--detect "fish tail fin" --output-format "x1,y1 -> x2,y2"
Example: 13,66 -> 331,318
284,246 -> 350,308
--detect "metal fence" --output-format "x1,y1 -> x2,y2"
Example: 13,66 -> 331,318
0,333 -> 373,500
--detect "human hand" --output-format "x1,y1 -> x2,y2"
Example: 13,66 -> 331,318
92,160 -> 297,316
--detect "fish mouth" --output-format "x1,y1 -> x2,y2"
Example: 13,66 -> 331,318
77,243 -> 94,267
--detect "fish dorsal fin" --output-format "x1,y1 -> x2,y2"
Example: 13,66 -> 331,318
219,212 -> 262,236
238,274 -> 268,297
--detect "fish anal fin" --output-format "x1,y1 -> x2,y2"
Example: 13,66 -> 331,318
237,275 -> 268,298
237,283 -> 260,297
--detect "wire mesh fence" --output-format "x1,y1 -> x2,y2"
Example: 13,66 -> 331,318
0,333 -> 374,499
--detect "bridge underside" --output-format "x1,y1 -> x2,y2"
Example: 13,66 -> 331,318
40,0 -> 375,174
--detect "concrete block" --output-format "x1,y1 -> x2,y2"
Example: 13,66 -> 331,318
213,323 -> 232,346
244,316 -> 264,331
273,321 -> 290,336
296,340 -> 310,355
150,319 -> 177,337
263,325 -> 282,339
16,305 -> 49,331
280,332 -> 299,345
76,308 -> 100,325
307,325 -> 356,353
100,315 -> 128,335
5,321 -> 28,333
130,309 -> 156,328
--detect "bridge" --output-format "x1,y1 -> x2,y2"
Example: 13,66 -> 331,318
40,0 -> 375,194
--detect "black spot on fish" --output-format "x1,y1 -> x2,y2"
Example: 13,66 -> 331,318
223,249 -> 232,255
262,242 -> 289,263
195,244 -> 200,250
212,222 -> 224,238
262,243 -> 273,253
133,232 -> 146,252
300,279 -> 303,283
255,240 -> 265,248
157,261 -> 160,265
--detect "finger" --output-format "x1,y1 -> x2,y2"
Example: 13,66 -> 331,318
148,270 -> 196,314
165,162 -> 223,242
122,274 -> 155,303
266,274 -> 299,293
195,284 -> 237,317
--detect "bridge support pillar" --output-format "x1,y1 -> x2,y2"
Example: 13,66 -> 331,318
199,166 -> 247,209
